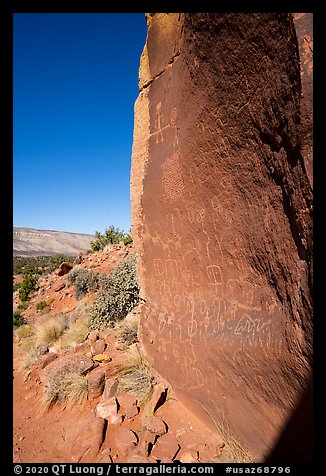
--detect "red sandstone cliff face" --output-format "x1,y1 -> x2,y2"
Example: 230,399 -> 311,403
131,13 -> 313,462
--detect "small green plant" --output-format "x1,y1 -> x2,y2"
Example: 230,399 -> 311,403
36,300 -> 50,312
17,302 -> 29,311
90,226 -> 132,252
67,267 -> 99,300
88,255 -> 139,330
13,282 -> 22,292
13,310 -> 26,327
18,273 -> 38,302
43,374 -> 88,409
122,234 -> 133,245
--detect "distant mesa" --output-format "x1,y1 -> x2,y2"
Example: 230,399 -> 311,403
13,227 -> 95,257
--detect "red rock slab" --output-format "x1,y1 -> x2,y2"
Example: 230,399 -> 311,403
112,427 -> 138,456
142,415 -> 167,437
91,338 -> 106,355
70,416 -> 105,463
116,392 -> 138,414
151,433 -> 181,461
39,353 -> 94,386
87,368 -> 105,399
131,12 -> 313,461
88,329 -> 100,343
35,353 -> 58,370
96,397 -> 118,420
53,281 -> 66,292
102,377 -> 118,399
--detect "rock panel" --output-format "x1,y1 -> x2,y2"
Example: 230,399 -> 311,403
131,13 -> 313,461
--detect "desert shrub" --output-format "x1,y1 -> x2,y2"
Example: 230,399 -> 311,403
17,302 -> 29,311
18,273 -> 38,302
88,255 -> 139,330
34,314 -> 69,347
44,374 -> 88,409
13,282 -> 22,292
67,267 -> 99,300
13,310 -> 26,327
36,300 -> 50,312
117,345 -> 154,404
90,226 -> 132,252
122,234 -> 133,245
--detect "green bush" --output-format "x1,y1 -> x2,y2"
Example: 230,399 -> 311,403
90,226 -> 132,253
88,255 -> 139,330
18,273 -> 38,302
13,310 -> 26,327
18,302 -> 29,311
36,300 -> 50,312
67,267 -> 99,300
122,234 -> 133,245
13,282 -> 22,293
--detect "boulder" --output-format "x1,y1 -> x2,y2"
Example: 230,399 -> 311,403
151,433 -> 180,461
116,392 -> 137,415
90,338 -> 106,355
131,12 -> 313,462
70,416 -> 105,463
142,415 -> 167,437
88,329 -> 100,343
96,397 -> 118,420
36,345 -> 48,356
57,262 -> 73,276
112,428 -> 138,456
178,450 -> 200,463
102,378 -> 118,400
87,368 -> 105,399
39,353 -> 94,386
53,281 -> 66,292
92,354 -> 111,363
36,353 -> 58,369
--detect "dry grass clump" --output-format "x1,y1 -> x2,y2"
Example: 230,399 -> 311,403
58,316 -> 89,350
34,313 -> 69,347
14,324 -> 34,341
17,335 -> 39,380
117,344 -> 154,404
43,373 -> 88,410
208,409 -> 254,463
115,314 -> 139,345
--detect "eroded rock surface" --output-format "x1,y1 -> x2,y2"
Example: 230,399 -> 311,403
131,13 -> 313,461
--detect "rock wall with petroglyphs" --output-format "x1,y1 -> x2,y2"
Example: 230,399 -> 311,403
131,13 -> 313,461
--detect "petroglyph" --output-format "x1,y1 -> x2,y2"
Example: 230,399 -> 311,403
162,152 -> 185,202
153,101 -> 170,143
206,265 -> 222,286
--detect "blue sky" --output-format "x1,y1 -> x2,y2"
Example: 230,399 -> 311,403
13,13 -> 147,235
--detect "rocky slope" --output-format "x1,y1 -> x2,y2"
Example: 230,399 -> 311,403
131,13 -> 313,462
13,246 -> 227,463
13,227 -> 95,257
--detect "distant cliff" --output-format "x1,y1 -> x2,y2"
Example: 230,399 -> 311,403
13,227 -> 95,257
